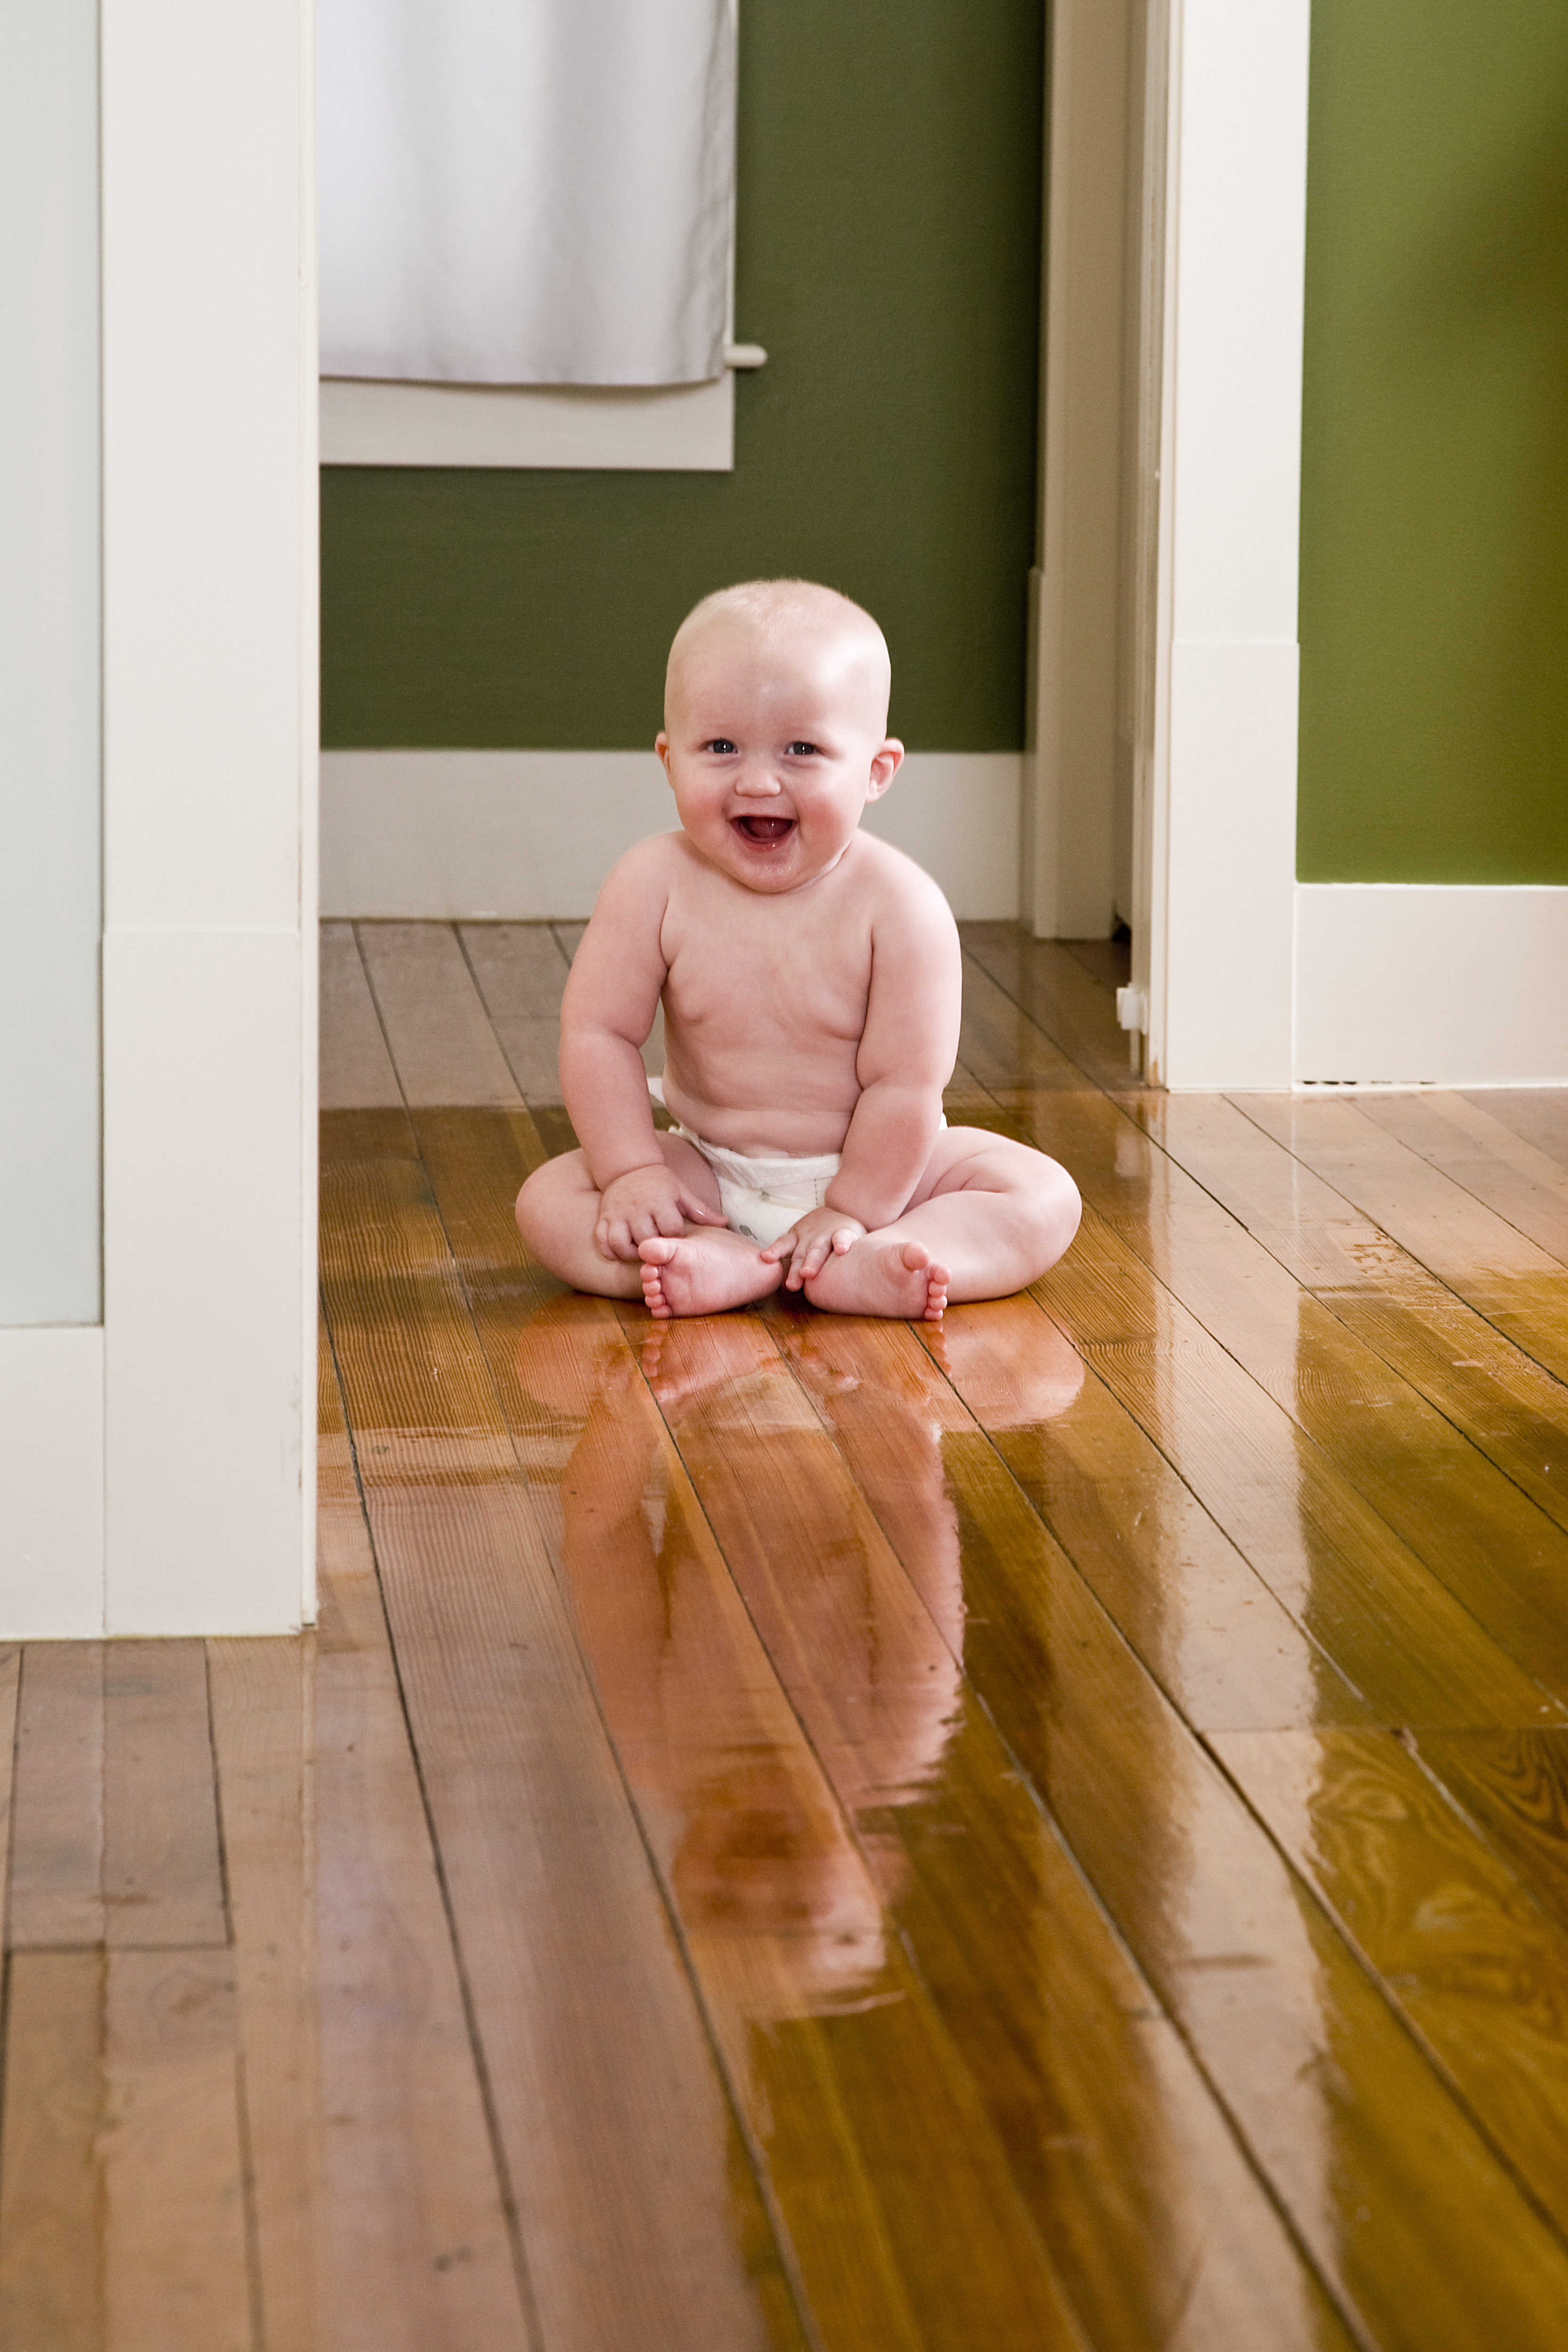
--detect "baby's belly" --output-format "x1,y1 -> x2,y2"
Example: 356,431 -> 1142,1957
662,1056 -> 857,1159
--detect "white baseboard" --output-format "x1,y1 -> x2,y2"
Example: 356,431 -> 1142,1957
0,1327 -> 104,1638
320,749 -> 1023,921
1294,884 -> 1568,1086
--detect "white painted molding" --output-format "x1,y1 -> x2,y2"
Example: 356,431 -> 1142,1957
320,750 -> 1022,921
0,1329 -> 104,1639
1029,0 -> 1133,940
1295,886 -> 1568,1087
321,372 -> 735,470
1146,0 -> 1310,1089
100,0 -> 315,1632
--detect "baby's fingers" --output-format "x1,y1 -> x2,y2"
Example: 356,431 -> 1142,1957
678,1192 -> 728,1226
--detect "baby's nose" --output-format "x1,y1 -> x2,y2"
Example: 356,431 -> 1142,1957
735,762 -> 783,796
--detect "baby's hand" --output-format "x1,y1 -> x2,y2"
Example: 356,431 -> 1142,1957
763,1207 -> 867,1289
595,1164 -> 727,1261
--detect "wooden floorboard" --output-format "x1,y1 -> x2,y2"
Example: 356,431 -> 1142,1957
12,919 -> 1568,2349
417,1106 -> 1324,2351
1004,1086 -> 1568,1707
1126,1091 -> 1568,1542
320,1146 -> 804,2352
1236,1093 -> 1568,1388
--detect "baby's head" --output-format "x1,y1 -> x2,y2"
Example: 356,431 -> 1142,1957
657,578 -> 903,892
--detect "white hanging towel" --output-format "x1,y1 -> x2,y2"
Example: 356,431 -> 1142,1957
318,0 -> 736,386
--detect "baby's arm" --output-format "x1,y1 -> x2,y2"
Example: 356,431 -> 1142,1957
560,845 -> 726,1258
769,869 -> 961,1282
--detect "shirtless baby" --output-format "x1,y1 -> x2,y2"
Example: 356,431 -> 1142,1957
515,579 -> 1082,1320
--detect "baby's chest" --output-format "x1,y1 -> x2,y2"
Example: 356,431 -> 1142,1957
665,915 -> 869,1044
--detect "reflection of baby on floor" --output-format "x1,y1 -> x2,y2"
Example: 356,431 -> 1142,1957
513,1294 -> 1084,2022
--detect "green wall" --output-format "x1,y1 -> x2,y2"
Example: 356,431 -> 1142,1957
1298,0 -> 1568,882
321,2 -> 1045,754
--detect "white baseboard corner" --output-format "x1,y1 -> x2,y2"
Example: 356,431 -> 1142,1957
0,1325 -> 105,1638
1294,883 -> 1568,1087
320,749 -> 1023,923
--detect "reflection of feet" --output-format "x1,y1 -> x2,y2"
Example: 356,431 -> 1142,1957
803,1238 -> 951,1321
639,1315 -> 776,1404
639,1234 -> 781,1320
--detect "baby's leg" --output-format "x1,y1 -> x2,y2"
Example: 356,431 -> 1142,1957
515,1136 -> 783,1314
802,1129 -> 1081,1320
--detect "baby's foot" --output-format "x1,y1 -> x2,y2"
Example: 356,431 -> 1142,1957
639,1233 -> 782,1320
802,1237 -> 951,1322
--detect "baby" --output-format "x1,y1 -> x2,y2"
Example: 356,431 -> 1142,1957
515,579 -> 1082,1320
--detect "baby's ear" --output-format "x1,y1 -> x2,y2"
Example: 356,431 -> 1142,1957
866,739 -> 905,799
655,731 -> 674,785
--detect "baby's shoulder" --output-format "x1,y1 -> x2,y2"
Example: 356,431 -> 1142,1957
847,833 -> 957,939
591,828 -> 687,915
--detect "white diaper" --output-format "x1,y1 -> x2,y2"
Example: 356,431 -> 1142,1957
650,1075 -> 840,1246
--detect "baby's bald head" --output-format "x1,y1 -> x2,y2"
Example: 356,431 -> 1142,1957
665,579 -> 892,737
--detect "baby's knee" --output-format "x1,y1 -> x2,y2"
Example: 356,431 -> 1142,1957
514,1152 -> 578,1249
1022,1152 -> 1082,1271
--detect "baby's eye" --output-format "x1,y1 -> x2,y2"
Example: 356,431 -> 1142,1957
786,740 -> 819,757
704,737 -> 737,755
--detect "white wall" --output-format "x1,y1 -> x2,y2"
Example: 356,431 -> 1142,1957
0,0 -> 102,1324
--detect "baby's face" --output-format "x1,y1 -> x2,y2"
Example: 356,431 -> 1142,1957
656,621 -> 902,894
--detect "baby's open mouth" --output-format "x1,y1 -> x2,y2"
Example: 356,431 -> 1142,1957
733,814 -> 796,845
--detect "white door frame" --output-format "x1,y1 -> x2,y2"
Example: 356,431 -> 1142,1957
1141,0 -> 1310,1089
1033,0 -> 1310,1089
0,0 -> 318,1637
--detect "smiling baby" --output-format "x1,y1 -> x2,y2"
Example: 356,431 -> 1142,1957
514,579 -> 1082,1319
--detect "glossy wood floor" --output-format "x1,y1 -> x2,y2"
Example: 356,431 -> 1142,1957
8,921 -> 1568,2349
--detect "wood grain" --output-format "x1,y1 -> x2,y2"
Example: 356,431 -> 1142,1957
1031,1204 -> 1562,1726
0,1948 -> 253,2352
1215,1726 -> 1568,2240
1359,1090 -> 1568,1271
0,1951 -> 106,2349
655,1301 -> 1356,2352
100,1948 -> 252,2352
1410,1731 -> 1568,1942
918,1297 -> 1375,1731
1127,1090 -> 1568,1541
1236,1092 -> 1568,1387
206,1632 -> 322,2352
320,1144 -> 799,2352
424,1114 -> 1099,2348
459,921 -> 572,1102
100,1644 -> 226,1948
9,1644 -> 106,1946
320,922 -> 402,1112
911,1419 -> 1568,2349
356,924 -> 523,1109
9,1642 -> 227,1951
993,1078 -> 1568,1711
960,926 -> 1136,1094
1464,1090 -> 1568,1176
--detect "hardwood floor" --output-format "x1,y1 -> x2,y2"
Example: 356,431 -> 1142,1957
6,916 -> 1568,2347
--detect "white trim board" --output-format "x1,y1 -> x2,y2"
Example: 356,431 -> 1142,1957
1294,884 -> 1568,1088
90,0 -> 316,1635
320,749 -> 1023,921
321,373 -> 735,469
0,1327 -> 104,1639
